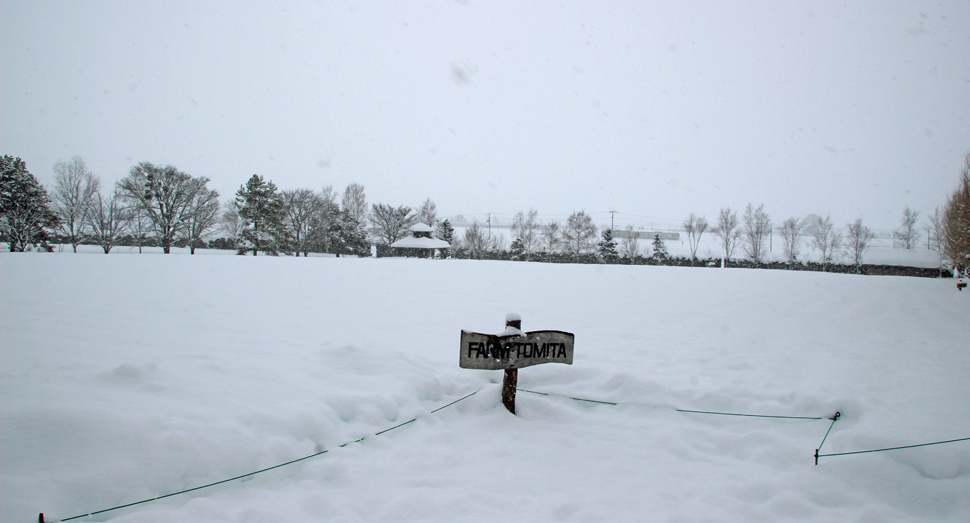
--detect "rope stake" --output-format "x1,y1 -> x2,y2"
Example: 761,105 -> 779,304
815,411 -> 841,465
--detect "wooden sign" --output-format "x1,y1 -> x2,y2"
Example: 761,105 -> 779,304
460,329 -> 574,370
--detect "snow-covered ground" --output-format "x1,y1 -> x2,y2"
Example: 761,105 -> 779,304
2,252 -> 967,522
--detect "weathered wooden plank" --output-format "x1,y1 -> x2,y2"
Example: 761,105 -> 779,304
459,330 -> 574,370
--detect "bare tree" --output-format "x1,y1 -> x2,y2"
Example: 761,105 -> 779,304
490,232 -> 508,253
542,221 -> 561,252
683,212 -> 709,262
926,207 -> 942,251
941,153 -> 970,271
811,215 -> 842,269
777,217 -> 805,263
52,156 -> 100,252
181,186 -> 221,254
117,162 -> 210,254
511,209 -> 540,259
462,222 -> 488,259
283,189 -> 325,256
321,185 -> 338,208
844,219 -> 876,268
85,189 -> 128,253
417,198 -> 438,227
562,211 -> 597,258
893,206 -> 921,250
619,225 -> 640,258
714,207 -> 741,260
342,183 -> 367,227
369,203 -> 414,245
220,200 -> 243,250
741,203 -> 771,263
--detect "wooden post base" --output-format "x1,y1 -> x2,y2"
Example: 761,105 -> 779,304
502,368 -> 517,414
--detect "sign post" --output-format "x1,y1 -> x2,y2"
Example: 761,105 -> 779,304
460,313 -> 574,414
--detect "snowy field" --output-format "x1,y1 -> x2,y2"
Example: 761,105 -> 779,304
2,252 -> 968,522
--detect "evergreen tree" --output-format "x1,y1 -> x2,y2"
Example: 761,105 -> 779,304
1,155 -> 59,252
510,237 -> 526,261
328,210 -> 371,257
651,234 -> 669,261
434,218 -> 455,258
235,174 -> 287,256
598,228 -> 619,263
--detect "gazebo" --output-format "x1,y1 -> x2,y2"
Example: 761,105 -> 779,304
389,223 -> 451,258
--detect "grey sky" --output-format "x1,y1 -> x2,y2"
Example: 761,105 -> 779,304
2,1 -> 968,231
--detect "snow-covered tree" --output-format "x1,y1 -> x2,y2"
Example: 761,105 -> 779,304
893,206 -> 921,250
511,209 -> 540,259
845,218 -> 875,268
462,222 -> 488,259
1,155 -> 59,252
117,162 -> 211,254
714,207 -> 741,260
327,209 -> 370,257
542,221 -> 561,252
598,228 -> 618,263
52,156 -> 99,252
683,212 -> 709,262
510,237 -> 526,261
235,174 -> 288,256
777,217 -> 804,263
941,153 -> 970,270
926,207 -> 942,252
369,203 -> 415,246
283,188 -> 334,256
562,211 -> 597,258
417,198 -> 437,227
651,234 -> 669,261
619,225 -> 640,259
741,203 -> 771,263
85,189 -> 128,254
181,186 -> 221,254
341,183 -> 367,227
220,200 -> 243,250
811,215 -> 842,270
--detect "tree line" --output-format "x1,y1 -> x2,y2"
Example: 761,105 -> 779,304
2,152 -> 968,275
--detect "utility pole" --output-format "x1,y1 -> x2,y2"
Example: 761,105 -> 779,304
610,211 -> 616,232
487,213 -> 492,238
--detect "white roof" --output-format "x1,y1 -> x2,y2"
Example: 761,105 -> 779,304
410,223 -> 434,232
390,236 -> 451,249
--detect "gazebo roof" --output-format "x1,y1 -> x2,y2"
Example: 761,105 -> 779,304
410,223 -> 434,233
390,235 -> 451,249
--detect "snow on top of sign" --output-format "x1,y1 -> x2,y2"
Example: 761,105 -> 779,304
497,326 -> 524,337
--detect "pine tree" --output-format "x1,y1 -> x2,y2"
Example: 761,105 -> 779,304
651,234 -> 669,261
328,210 -> 371,257
434,218 -> 455,258
1,155 -> 59,252
510,237 -> 526,261
235,174 -> 287,256
598,229 -> 619,263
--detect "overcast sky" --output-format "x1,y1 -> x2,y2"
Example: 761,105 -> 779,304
3,1 -> 968,231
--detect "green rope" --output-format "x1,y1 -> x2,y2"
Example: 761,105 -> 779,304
519,388 -> 823,419
676,408 -> 823,420
56,389 -> 480,522
817,436 -> 970,460
517,388 -> 618,405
